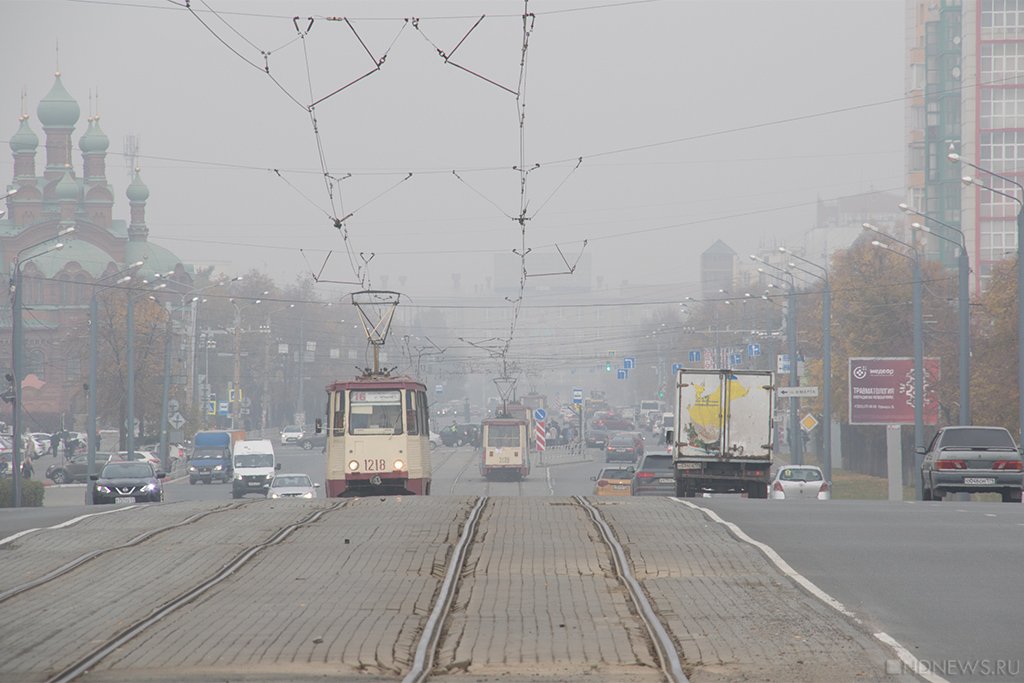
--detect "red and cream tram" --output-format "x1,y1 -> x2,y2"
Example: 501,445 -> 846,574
324,376 -> 432,496
480,415 -> 531,480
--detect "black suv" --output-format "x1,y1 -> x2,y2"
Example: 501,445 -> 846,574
91,461 -> 165,504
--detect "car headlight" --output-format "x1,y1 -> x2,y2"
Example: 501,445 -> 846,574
348,460 -> 359,471
213,465 -> 222,471
188,466 -> 197,472
394,459 -> 405,470
96,485 -> 111,494
270,492 -> 281,499
144,483 -> 157,491
302,491 -> 314,498
234,472 -> 243,480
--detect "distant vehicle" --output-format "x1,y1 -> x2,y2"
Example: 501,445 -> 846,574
585,426 -> 609,449
441,424 -> 480,448
117,449 -> 161,468
920,426 -> 1023,503
770,465 -> 831,500
298,433 -> 326,451
190,430 -> 241,485
631,453 -> 676,496
46,453 -> 114,484
90,461 -> 165,504
429,431 -> 441,450
591,466 -> 634,497
280,425 -> 304,446
266,473 -> 319,499
232,439 -> 279,498
605,432 -> 643,463
669,369 -> 774,499
480,416 -> 531,480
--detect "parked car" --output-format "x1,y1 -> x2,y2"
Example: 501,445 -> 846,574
280,425 -> 304,446
266,473 -> 319,499
920,426 -> 1023,503
605,432 -> 644,463
116,449 -> 162,469
297,433 -> 327,451
591,466 -> 634,496
429,431 -> 441,450
770,465 -> 831,500
631,453 -> 676,496
30,433 -> 51,454
90,461 -> 165,504
46,453 -> 114,484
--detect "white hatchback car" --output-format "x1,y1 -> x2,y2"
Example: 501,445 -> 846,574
280,425 -> 304,446
266,473 -> 319,499
770,465 -> 831,500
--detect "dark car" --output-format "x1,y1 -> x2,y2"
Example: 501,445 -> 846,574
90,461 -> 165,504
46,453 -> 114,484
920,426 -> 1023,503
605,432 -> 643,463
441,424 -> 481,447
598,417 -> 635,432
298,433 -> 327,451
631,453 -> 676,496
585,426 -> 610,449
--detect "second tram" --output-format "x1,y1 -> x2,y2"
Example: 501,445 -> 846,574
324,375 -> 432,496
480,415 -> 531,480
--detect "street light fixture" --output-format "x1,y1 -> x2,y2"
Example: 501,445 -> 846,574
229,293 -> 267,429
779,246 -> 832,481
900,204 -> 971,426
949,148 -> 1024,438
10,225 -> 74,506
864,222 -> 925,499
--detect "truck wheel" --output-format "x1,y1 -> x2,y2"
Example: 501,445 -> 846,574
232,490 -> 242,499
1002,489 -> 1022,503
748,483 -> 768,499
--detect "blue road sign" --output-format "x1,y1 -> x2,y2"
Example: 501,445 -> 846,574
748,343 -> 761,357
623,357 -> 636,370
688,350 -> 701,363
572,388 -> 583,404
671,363 -> 683,374
730,353 -> 743,366
616,369 -> 627,380
206,400 -> 216,415
534,408 -> 547,422
217,401 -> 229,415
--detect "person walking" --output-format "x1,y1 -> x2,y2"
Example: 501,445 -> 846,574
50,431 -> 61,457
21,457 -> 33,480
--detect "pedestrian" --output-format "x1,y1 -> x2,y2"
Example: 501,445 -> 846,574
0,456 -> 9,477
50,431 -> 61,457
23,430 -> 36,461
66,436 -> 77,460
95,432 -> 102,451
21,457 -> 33,480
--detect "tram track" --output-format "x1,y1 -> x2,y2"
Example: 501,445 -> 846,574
574,496 -> 689,683
0,501 -> 252,606
47,501 -> 346,683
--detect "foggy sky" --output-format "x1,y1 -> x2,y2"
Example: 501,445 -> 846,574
2,0 -> 905,304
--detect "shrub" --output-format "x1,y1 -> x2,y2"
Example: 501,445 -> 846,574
0,478 -> 45,507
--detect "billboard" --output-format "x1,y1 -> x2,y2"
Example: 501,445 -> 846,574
848,357 -> 940,425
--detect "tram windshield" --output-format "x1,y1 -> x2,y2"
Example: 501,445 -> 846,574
349,389 -> 404,435
486,424 -> 521,447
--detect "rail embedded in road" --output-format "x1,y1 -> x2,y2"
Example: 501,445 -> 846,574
575,495 -> 689,683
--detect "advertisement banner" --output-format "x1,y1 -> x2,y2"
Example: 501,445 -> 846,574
848,357 -> 940,425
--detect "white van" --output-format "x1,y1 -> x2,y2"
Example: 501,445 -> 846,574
231,439 -> 279,498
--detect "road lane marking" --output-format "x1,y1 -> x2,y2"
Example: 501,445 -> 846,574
0,505 -> 138,547
672,498 -> 948,683
545,466 -> 554,496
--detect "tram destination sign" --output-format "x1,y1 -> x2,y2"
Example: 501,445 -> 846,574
350,390 -> 401,404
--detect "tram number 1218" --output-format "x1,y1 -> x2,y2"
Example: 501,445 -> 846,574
363,459 -> 387,471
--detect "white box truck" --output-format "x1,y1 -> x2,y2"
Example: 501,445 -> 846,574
668,369 -> 774,498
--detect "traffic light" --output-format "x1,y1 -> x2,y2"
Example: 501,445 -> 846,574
605,361 -> 612,372
658,390 -> 664,399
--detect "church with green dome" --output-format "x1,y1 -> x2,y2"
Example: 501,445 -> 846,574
1,71 -> 192,429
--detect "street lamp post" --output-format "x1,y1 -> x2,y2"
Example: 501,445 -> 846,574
126,279 -> 168,460
949,149 -> 1023,438
779,247 -> 831,481
10,226 -> 73,506
864,223 -> 925,498
752,256 -> 802,465
900,203 -> 971,425
229,294 -> 266,430
87,264 -> 142,496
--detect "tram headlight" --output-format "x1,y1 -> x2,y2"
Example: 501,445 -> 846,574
348,460 -> 359,471
393,459 -> 404,471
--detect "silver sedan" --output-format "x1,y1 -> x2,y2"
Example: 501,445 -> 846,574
770,465 -> 831,500
266,473 -> 319,499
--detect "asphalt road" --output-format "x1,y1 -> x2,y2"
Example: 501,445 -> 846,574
695,496 -> 1024,681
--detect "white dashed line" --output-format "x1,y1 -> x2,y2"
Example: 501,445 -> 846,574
0,505 -> 138,546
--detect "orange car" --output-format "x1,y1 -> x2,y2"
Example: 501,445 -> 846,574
591,466 -> 634,496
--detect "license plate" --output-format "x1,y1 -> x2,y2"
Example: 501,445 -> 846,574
658,478 -> 675,484
248,481 -> 262,487
677,462 -> 701,470
964,477 -> 996,485
612,484 -> 629,490
115,497 -> 134,504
